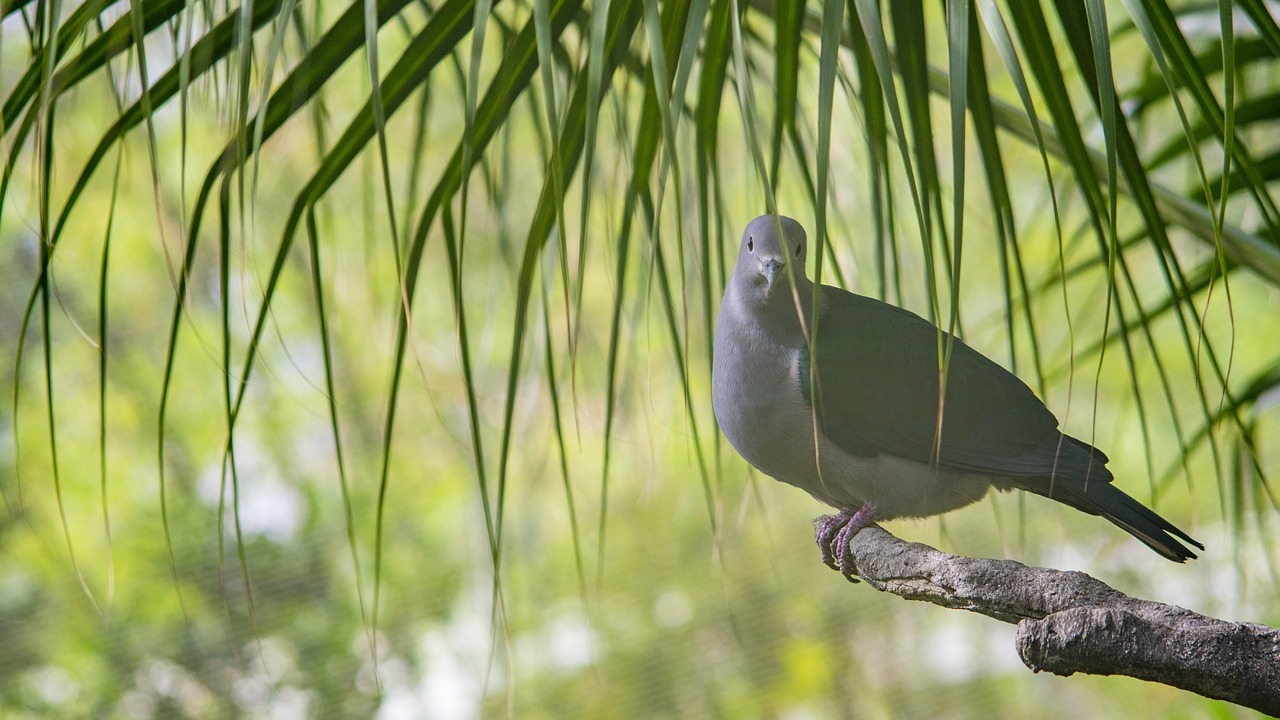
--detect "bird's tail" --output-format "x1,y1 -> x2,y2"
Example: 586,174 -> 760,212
1016,473 -> 1203,563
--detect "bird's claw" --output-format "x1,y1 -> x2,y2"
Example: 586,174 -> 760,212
832,521 -> 862,582
812,505 -> 875,581
813,514 -> 844,570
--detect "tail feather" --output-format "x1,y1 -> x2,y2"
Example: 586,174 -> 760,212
1017,475 -> 1202,563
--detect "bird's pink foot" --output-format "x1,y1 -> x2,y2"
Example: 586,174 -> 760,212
812,504 -> 875,580
813,512 -> 853,569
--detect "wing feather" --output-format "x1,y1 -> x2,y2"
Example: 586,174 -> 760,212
801,287 -> 1105,479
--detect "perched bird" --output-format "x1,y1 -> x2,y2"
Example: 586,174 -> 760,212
712,215 -> 1201,572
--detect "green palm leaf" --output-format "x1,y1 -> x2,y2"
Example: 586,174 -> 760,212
5,0 -> 1280,712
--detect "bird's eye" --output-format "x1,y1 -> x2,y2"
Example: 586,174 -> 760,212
795,244 -> 802,258
747,238 -> 754,252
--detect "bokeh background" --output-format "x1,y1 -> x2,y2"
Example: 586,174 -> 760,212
2,0 -> 1279,717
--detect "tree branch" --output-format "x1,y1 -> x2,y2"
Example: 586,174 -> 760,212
823,522 -> 1280,715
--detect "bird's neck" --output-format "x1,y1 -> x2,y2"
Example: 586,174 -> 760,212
738,280 -> 815,345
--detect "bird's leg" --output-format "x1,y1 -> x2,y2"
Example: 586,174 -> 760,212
832,505 -> 875,577
813,504 -> 876,580
814,511 -> 854,569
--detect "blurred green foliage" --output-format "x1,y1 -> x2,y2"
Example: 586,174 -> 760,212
3,0 -> 1279,717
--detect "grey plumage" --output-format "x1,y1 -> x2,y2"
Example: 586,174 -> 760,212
711,215 -> 1201,568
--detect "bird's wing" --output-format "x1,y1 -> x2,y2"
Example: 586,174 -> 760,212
800,286 -> 1104,478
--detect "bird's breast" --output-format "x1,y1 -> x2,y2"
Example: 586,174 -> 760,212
712,321 -> 819,484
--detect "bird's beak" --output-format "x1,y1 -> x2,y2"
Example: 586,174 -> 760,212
760,257 -> 785,290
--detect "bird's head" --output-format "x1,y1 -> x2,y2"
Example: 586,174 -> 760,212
734,215 -> 809,303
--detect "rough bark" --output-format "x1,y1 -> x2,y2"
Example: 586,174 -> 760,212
821,522 -> 1280,716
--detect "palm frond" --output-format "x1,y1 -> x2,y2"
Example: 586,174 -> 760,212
5,0 -> 1280,710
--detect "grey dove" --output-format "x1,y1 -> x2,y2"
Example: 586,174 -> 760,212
711,215 -> 1201,572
